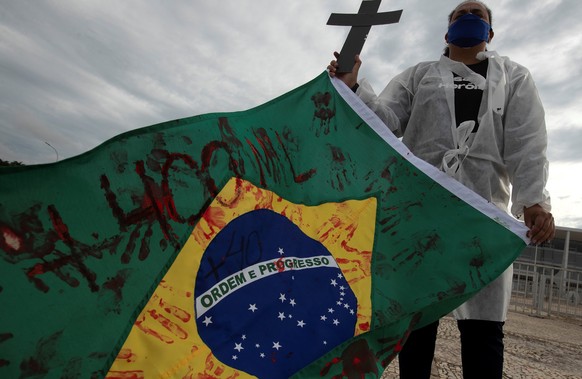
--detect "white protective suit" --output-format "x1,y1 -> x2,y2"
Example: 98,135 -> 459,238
357,51 -> 551,321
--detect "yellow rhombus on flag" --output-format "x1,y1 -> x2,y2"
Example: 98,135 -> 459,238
108,178 -> 376,378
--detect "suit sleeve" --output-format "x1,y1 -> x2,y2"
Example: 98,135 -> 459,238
503,64 -> 551,218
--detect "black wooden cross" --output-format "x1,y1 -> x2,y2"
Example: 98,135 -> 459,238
328,0 -> 402,73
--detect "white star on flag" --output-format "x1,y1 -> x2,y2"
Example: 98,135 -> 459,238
234,343 -> 244,352
279,293 -> 286,302
297,320 -> 306,328
289,299 -> 296,306
248,304 -> 258,312
202,316 -> 212,326
333,319 -> 340,326
278,247 -> 285,255
278,312 -> 286,320
330,279 -> 338,287
273,342 -> 282,350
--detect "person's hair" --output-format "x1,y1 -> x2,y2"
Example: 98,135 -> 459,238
448,1 -> 493,27
444,1 -> 493,57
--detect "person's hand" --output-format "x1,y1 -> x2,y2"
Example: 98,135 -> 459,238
523,204 -> 555,245
327,51 -> 362,89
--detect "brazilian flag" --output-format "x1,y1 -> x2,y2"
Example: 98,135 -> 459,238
0,72 -> 527,378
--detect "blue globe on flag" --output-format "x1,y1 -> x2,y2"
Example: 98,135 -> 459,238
195,209 -> 358,378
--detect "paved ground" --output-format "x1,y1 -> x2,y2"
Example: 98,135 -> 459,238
381,311 -> 582,378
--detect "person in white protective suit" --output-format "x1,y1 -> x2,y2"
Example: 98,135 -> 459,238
328,1 -> 555,378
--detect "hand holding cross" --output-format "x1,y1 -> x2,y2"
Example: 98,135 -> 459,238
327,52 -> 362,89
327,0 -> 402,77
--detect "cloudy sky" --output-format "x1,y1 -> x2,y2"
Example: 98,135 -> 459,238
1,0 -> 580,229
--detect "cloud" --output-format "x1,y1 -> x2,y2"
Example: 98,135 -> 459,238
0,0 -> 580,228
546,162 -> 582,229
548,127 -> 582,163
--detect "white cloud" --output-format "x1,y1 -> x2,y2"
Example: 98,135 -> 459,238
546,162 -> 582,229
0,0 -> 580,228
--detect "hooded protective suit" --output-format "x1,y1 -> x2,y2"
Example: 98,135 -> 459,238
356,51 -> 551,321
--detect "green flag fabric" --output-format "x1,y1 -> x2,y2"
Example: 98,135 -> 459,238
0,72 -> 527,378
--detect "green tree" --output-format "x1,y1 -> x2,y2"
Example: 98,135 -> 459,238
0,158 -> 24,167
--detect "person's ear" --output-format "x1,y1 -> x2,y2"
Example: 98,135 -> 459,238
445,32 -> 449,43
488,28 -> 494,43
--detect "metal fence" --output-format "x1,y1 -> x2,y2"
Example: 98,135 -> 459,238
509,228 -> 582,319
511,260 -> 582,319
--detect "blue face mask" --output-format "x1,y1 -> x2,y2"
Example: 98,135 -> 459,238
447,13 -> 491,48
